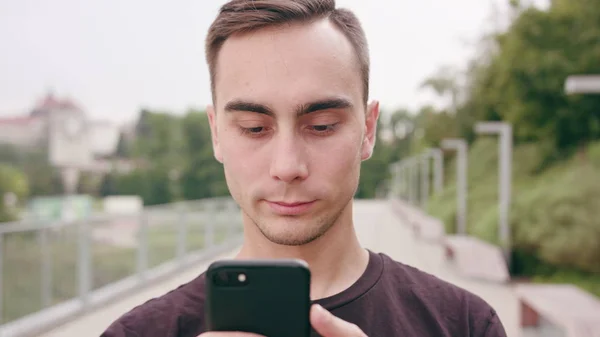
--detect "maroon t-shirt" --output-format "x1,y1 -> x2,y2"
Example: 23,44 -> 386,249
101,250 -> 507,337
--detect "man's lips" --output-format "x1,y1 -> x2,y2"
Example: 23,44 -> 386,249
271,201 -> 314,206
265,200 -> 316,215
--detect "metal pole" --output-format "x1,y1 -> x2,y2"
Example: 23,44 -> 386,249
0,233 -> 3,325
406,160 -> 412,204
475,122 -> 513,266
499,125 -> 513,265
78,220 -> 91,307
409,158 -> 417,205
393,163 -> 400,199
397,162 -> 404,200
387,164 -> 395,198
398,163 -> 404,199
441,139 -> 468,235
401,162 -> 408,201
40,228 -> 52,308
395,163 -> 401,199
389,163 -> 400,199
421,154 -> 429,208
564,74 -> 600,94
457,142 -> 468,235
412,158 -> 418,205
401,163 -> 406,200
431,149 -> 444,194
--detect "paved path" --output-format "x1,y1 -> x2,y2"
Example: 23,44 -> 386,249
355,200 -> 520,337
40,199 -> 519,337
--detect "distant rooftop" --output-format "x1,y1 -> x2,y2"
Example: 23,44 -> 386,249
29,92 -> 85,118
0,115 -> 39,126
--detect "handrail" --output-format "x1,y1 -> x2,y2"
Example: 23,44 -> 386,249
0,196 -> 243,337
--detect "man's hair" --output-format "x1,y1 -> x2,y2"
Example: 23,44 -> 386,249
205,0 -> 370,104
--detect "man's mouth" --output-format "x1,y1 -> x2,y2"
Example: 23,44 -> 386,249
265,200 -> 317,215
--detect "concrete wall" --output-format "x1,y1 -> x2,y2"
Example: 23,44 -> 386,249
521,316 -> 567,337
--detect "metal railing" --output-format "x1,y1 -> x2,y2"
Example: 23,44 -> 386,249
0,197 -> 244,337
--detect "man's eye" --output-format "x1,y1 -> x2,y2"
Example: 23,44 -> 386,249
240,126 -> 268,137
246,127 -> 264,133
309,124 -> 338,134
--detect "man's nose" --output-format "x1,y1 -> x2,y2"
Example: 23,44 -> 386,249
269,132 -> 309,183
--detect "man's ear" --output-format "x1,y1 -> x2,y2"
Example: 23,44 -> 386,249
207,104 -> 223,163
361,100 -> 380,161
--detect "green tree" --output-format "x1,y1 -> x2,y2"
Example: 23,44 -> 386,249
0,164 -> 29,222
462,0 -> 600,159
179,110 -> 229,200
119,109 -> 187,204
1,146 -> 63,197
420,65 -> 462,113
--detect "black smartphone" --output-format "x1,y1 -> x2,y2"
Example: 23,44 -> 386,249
205,258 -> 312,337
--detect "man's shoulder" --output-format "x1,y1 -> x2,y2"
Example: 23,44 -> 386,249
101,273 -> 207,337
377,253 -> 503,333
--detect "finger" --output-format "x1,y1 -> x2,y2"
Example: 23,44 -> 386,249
310,304 -> 366,337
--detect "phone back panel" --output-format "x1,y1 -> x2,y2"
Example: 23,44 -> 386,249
205,259 -> 311,337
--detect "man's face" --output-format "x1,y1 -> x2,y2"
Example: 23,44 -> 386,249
208,19 -> 379,246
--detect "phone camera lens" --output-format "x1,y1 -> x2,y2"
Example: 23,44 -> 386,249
217,271 -> 229,283
213,270 -> 248,287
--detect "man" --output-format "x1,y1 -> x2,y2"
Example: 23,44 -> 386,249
102,0 -> 507,336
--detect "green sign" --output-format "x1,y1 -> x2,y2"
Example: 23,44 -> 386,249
28,195 -> 93,222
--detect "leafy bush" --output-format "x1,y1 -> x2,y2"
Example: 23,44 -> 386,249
427,139 -> 600,276
512,163 -> 600,273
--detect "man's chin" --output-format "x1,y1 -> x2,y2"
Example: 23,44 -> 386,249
255,217 -> 332,246
261,230 -> 324,246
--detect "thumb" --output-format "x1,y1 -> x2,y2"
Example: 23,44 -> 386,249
310,304 -> 366,337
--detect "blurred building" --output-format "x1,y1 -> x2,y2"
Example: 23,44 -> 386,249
0,115 -> 46,148
0,92 -> 132,174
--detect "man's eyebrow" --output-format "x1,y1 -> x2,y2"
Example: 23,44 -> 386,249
223,97 -> 353,117
296,97 -> 353,116
224,100 -> 274,116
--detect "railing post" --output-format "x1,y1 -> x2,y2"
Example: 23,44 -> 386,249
78,219 -> 91,308
40,227 -> 52,308
474,122 -> 513,265
0,232 -> 4,327
432,149 -> 444,195
410,158 -> 419,206
402,162 -> 408,200
441,138 -> 468,235
421,154 -> 430,208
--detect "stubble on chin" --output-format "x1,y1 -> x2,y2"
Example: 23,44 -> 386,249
241,201 -> 348,246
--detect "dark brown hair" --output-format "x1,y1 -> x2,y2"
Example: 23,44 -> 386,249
205,0 -> 370,104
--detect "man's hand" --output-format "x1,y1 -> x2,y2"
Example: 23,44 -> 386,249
310,304 -> 367,337
198,304 -> 367,337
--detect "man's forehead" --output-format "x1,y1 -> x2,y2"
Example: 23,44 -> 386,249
213,19 -> 362,109
222,18 -> 351,55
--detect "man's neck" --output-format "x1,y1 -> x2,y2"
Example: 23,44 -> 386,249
235,202 -> 370,300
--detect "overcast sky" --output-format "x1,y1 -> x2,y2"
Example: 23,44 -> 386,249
0,0 -> 548,125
